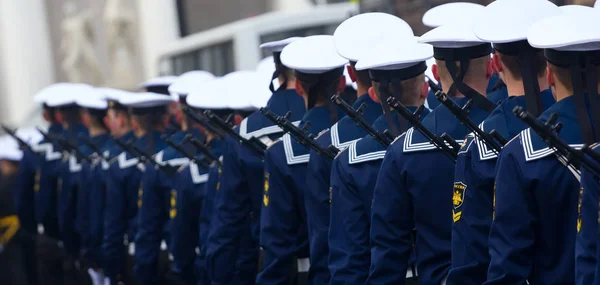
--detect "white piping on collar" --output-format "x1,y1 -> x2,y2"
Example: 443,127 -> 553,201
118,152 -> 139,169
476,121 -> 500,161
521,128 -> 583,162
348,139 -> 386,165
282,134 -> 310,165
190,163 -> 208,184
402,128 -> 464,153
330,123 -> 360,150
239,117 -> 301,139
68,155 -> 82,172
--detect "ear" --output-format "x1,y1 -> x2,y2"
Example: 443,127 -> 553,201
346,65 -> 357,83
492,54 -> 503,74
546,66 -> 554,87
81,112 -> 90,128
295,80 -> 304,96
368,86 -> 380,103
432,64 -> 441,83
422,81 -> 429,99
486,58 -> 493,80
337,76 -> 347,93
103,116 -> 111,131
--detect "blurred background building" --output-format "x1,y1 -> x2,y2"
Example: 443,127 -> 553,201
0,0 -> 595,127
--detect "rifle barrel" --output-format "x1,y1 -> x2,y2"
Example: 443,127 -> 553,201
331,95 -> 391,147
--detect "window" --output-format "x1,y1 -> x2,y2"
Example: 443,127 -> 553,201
164,41 -> 235,76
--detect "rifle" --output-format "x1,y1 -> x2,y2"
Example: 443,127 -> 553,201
260,108 -> 339,161
36,128 -> 88,162
435,91 -> 506,154
183,134 -> 222,167
161,134 -> 211,169
78,134 -> 110,162
513,106 -> 600,179
386,97 -> 458,163
330,95 -> 392,147
425,76 -> 442,93
203,110 -> 267,158
1,124 -> 31,150
181,107 -> 227,140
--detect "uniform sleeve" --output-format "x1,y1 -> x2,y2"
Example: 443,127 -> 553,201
76,164 -> 91,257
86,166 -> 107,267
102,164 -> 127,282
328,154 -> 371,284
170,171 -> 200,284
134,164 -> 165,284
37,159 -> 60,238
206,139 -> 248,284
14,151 -> 37,234
485,147 -> 536,285
367,147 -> 413,285
304,150 -> 332,284
58,160 -> 80,255
575,168 -> 599,285
257,148 -> 297,284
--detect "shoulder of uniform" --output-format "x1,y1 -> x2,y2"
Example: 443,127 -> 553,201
281,133 -> 310,165
188,163 -> 209,184
348,137 -> 387,165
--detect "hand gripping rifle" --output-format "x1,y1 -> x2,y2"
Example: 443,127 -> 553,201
513,106 -> 600,179
161,134 -> 211,169
435,91 -> 507,154
386,97 -> 459,163
330,95 -> 393,148
183,134 -> 222,167
1,124 -> 31,150
259,108 -> 339,161
203,110 -> 267,158
36,128 -> 89,162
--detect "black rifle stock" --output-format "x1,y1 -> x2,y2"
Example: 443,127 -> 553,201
1,124 -> 31,150
203,110 -> 266,157
112,137 -> 175,174
36,128 -> 89,162
259,108 -> 339,161
330,95 -> 392,147
184,134 -> 222,167
513,106 -> 600,178
78,134 -> 110,162
386,97 -> 458,163
182,107 -> 227,140
161,135 -> 211,169
435,91 -> 505,154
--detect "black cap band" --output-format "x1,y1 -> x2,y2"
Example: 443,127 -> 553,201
129,105 -> 168,115
493,40 -> 541,56
433,43 -> 492,61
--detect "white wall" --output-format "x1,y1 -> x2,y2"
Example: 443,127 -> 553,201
0,0 -> 55,125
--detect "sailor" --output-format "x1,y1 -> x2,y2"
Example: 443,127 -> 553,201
103,92 -> 175,285
134,71 -> 215,285
73,91 -> 114,285
420,2 -> 507,111
257,35 -> 346,285
137,76 -> 181,134
486,7 -> 600,284
446,1 -> 559,284
0,136 -> 33,285
329,23 -> 432,284
205,37 -> 306,285
367,15 -> 497,284
304,13 -> 403,285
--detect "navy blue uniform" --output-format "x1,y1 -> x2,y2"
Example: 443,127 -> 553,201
304,94 -> 381,285
35,124 -> 64,239
485,95 -> 589,285
56,124 -> 88,256
170,138 -> 224,285
447,90 -> 554,285
258,105 -> 342,284
102,131 -> 160,283
206,89 -> 305,284
368,98 -> 491,285
576,144 -> 600,285
77,133 -> 112,268
329,107 -> 427,285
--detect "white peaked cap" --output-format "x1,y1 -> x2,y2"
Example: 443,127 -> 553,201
168,70 -> 216,99
260,37 -> 303,53
0,135 -> 23,161
281,35 -> 348,74
15,127 -> 43,145
96,87 -> 136,102
419,16 -> 487,48
118,92 -> 175,108
422,2 -> 485,28
559,5 -> 595,14
528,10 -> 600,51
136,76 -> 178,90
356,36 -> 433,71
596,0 -> 600,8
43,83 -> 97,108
474,0 -> 561,44
186,78 -> 231,110
76,91 -> 108,110
221,71 -> 271,109
334,13 -> 413,62
256,56 -> 281,92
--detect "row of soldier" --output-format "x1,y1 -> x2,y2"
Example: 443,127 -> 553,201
2,0 -> 600,284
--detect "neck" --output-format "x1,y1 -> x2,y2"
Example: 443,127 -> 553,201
442,79 -> 487,98
88,127 -> 107,137
505,75 -> 549,97
356,83 -> 369,98
285,78 -> 297,90
134,129 -> 146,138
